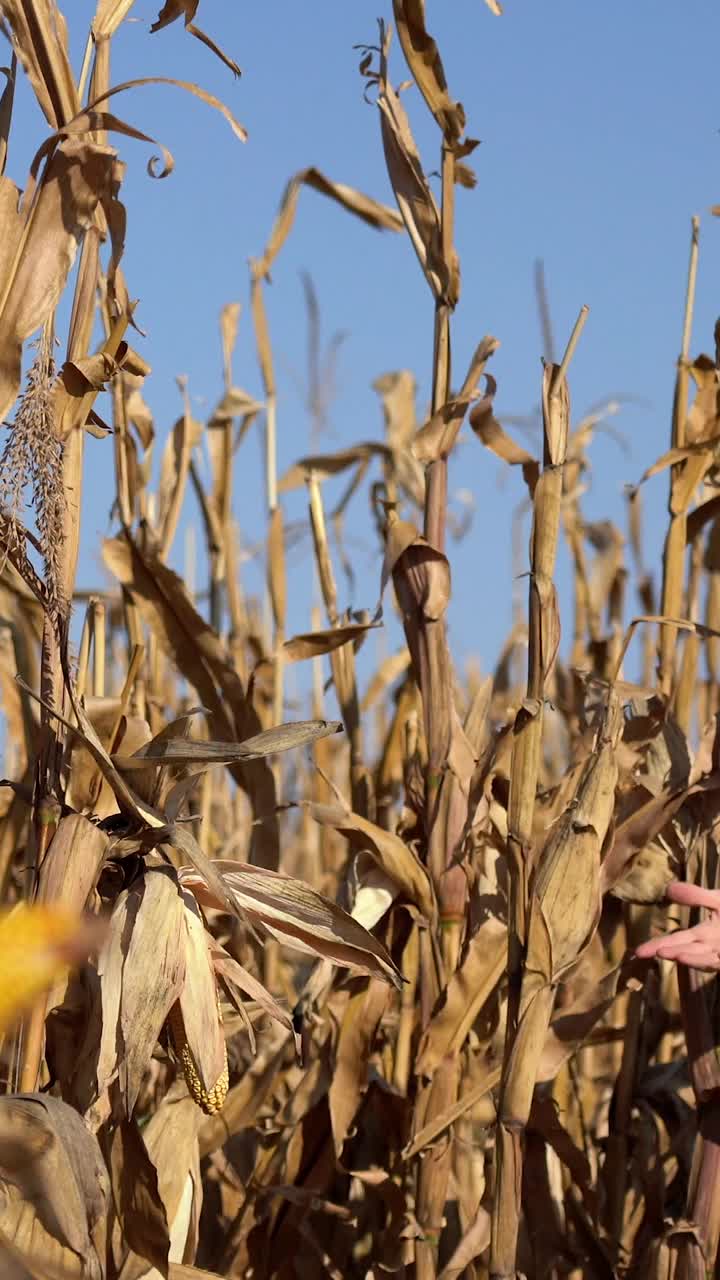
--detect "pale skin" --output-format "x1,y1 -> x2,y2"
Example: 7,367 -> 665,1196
635,881 -> 720,972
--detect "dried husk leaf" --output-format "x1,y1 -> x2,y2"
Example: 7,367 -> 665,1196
380,516 -> 451,622
83,867 -> 186,1114
174,890 -> 226,1096
37,814 -> 108,912
528,693 -> 622,984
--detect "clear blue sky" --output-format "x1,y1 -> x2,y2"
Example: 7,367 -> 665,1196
7,2 -> 720,698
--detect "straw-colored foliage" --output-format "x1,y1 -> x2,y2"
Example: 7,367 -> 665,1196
0,3 -> 719,1278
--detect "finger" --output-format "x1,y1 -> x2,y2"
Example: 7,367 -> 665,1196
665,881 -> 720,911
662,945 -> 720,972
635,938 -> 665,959
635,925 -> 707,956
651,936 -> 713,961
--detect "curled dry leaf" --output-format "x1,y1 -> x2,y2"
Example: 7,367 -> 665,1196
349,855 -> 399,931
282,622 -> 380,663
412,337 -> 499,462
82,75 -> 247,144
104,1115 -> 171,1275
376,25 -> 455,304
308,802 -> 435,919
380,516 -> 451,623
392,0 -> 466,142
253,167 -> 402,282
0,140 -> 116,423
209,939 -> 299,1048
150,0 -> 242,78
0,1094 -> 109,1280
470,393 -> 540,497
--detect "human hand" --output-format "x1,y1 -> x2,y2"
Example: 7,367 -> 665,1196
635,881 -> 720,972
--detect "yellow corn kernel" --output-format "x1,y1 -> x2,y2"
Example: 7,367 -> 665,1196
166,999 -> 229,1116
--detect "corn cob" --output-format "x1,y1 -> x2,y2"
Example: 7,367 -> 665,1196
166,996 -> 229,1116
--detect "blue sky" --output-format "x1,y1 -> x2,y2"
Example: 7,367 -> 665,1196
7,2 -> 720,701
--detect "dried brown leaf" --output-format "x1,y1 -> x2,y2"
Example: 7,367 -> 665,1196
150,1 -> 242,78
254,168 -> 402,281
377,28 -> 454,303
329,979 -> 390,1155
308,802 -> 435,919
279,442 -> 391,493
267,504 -> 286,633
0,141 -> 115,422
1,1 -> 78,128
470,396 -> 539,496
92,0 -> 137,40
179,860 -> 404,989
415,913 -> 506,1075
102,531 -> 279,866
104,1116 -> 169,1274
412,337 -> 499,462
0,1095 -> 109,1280
392,0 -> 466,141
115,718 -> 342,767
283,621 -> 380,663
209,939 -> 298,1045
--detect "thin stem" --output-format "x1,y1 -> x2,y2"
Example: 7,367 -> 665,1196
77,29 -> 95,105
551,303 -> 589,400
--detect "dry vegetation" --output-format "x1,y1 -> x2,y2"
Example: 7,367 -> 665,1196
1,2 -> 720,1278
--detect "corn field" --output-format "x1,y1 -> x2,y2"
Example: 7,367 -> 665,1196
0,2 -> 720,1278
